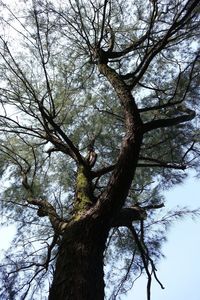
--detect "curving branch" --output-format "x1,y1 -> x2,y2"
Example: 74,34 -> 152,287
20,170 -> 68,234
89,61 -> 143,218
27,197 -> 68,235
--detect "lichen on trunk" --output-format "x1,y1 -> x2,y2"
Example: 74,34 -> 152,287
73,165 -> 94,218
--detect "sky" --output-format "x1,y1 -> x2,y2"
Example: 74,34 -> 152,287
0,174 -> 199,300
122,174 -> 200,300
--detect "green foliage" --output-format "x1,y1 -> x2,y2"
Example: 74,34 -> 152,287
0,0 -> 199,299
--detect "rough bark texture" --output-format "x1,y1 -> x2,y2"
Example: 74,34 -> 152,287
94,62 -> 143,217
49,218 -> 108,300
49,61 -> 143,300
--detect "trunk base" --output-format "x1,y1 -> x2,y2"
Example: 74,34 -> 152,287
49,219 -> 108,300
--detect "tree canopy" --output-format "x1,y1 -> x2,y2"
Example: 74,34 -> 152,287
0,0 -> 199,299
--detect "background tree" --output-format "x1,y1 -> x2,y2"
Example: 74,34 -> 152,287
0,0 -> 199,299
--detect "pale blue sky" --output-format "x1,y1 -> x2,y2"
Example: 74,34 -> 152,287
0,175 -> 199,299
123,174 -> 200,300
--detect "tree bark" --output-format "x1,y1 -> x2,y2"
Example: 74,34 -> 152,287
49,58 -> 144,300
49,218 -> 108,300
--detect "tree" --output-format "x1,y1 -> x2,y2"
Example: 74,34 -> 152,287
0,0 -> 199,299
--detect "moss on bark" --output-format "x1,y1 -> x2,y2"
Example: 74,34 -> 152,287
74,165 -> 93,219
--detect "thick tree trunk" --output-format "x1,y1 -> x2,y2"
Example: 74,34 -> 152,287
49,59 -> 143,300
49,218 -> 108,300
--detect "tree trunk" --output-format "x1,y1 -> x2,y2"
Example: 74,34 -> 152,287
49,218 -> 108,300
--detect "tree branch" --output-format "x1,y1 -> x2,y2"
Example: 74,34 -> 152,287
111,206 -> 147,227
143,110 -> 196,133
128,224 -> 152,300
91,164 -> 116,178
106,33 -> 149,59
90,62 -> 143,218
142,203 -> 165,210
138,156 -> 187,170
137,163 -> 186,170
38,103 -> 85,164
118,0 -> 199,89
27,197 -> 68,234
